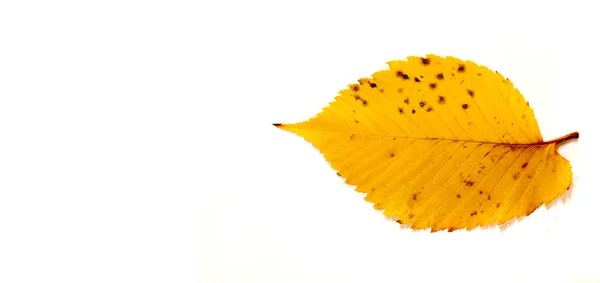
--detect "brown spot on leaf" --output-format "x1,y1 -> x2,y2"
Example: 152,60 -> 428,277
426,107 -> 433,112
458,64 -> 466,72
479,190 -> 483,194
414,77 -> 421,82
350,134 -> 355,140
351,85 -> 360,91
527,174 -> 532,179
462,104 -> 469,109
496,203 -> 500,208
522,162 -> 528,168
404,98 -> 410,104
362,100 -> 368,106
448,227 -> 456,232
396,71 -> 405,78
456,194 -> 461,198
354,119 -> 359,124
436,73 -> 444,80
429,83 -> 437,89
464,180 -> 475,186
411,109 -> 416,114
390,153 -> 395,158
421,57 -> 431,65
370,83 -> 377,88
336,172 -> 341,176
419,101 -> 426,107
398,88 -> 404,93
488,195 -> 492,201
438,96 -> 446,104
273,123 -> 282,127
408,213 -> 414,219
477,73 -> 482,76
513,173 -> 519,180
467,90 -> 474,97
470,211 -> 477,216
412,193 -> 418,201
398,107 -> 404,114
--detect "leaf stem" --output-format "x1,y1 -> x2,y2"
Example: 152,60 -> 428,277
543,131 -> 579,144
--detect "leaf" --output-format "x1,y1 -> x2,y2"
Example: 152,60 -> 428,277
274,54 -> 578,232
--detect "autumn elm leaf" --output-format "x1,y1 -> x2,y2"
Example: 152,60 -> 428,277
274,54 -> 578,232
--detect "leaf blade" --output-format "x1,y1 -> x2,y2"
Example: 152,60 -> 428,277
275,54 -> 576,231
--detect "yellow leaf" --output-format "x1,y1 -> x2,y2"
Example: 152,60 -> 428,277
274,54 -> 578,232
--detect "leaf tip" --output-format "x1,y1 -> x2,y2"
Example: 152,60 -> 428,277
272,123 -> 282,127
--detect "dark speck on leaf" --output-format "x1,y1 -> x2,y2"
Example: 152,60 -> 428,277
430,83 -> 437,89
412,109 -> 416,114
437,73 -> 444,80
414,77 -> 421,82
370,83 -> 377,88
421,57 -> 431,65
458,64 -> 466,72
462,104 -> 469,109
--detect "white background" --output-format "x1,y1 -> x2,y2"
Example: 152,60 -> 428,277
0,1 -> 597,282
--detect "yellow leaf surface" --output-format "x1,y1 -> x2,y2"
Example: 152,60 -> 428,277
274,54 -> 578,232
